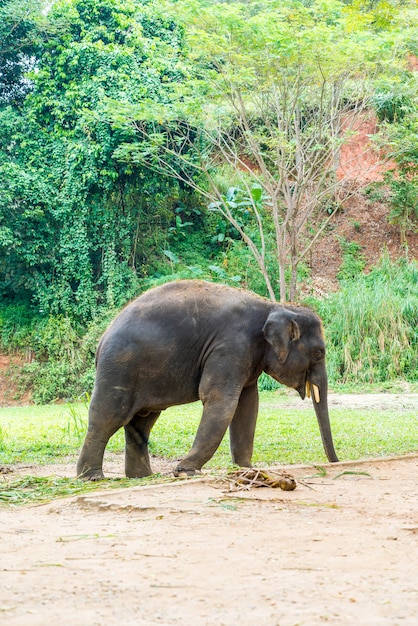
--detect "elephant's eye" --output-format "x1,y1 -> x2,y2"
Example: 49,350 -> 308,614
312,349 -> 324,362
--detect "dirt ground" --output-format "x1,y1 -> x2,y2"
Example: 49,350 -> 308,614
1,458 -> 417,626
1,397 -> 418,626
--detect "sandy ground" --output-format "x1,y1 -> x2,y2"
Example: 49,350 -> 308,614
0,453 -> 417,626
1,393 -> 418,625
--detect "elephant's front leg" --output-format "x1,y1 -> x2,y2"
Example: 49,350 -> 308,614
124,412 -> 160,478
229,383 -> 259,467
175,374 -> 241,475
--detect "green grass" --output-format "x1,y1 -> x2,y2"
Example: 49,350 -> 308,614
1,390 -> 417,505
1,391 -> 417,466
0,474 -> 177,506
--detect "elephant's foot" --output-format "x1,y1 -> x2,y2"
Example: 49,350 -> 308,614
76,460 -> 105,481
77,469 -> 105,481
232,458 -> 253,468
125,468 -> 153,478
125,456 -> 152,478
173,465 -> 202,478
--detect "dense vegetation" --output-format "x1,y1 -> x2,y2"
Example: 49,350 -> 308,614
0,0 -> 417,402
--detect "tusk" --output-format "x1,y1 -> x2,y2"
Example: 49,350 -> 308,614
312,384 -> 320,403
305,381 -> 311,399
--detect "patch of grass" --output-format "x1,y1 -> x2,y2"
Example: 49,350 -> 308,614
2,392 -> 417,467
63,393 -> 90,447
250,405 -> 418,466
0,401 -> 126,465
336,238 -> 366,281
0,403 -> 89,464
328,381 -> 418,394
310,256 -> 418,384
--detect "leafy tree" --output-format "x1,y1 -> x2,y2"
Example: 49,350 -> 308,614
382,114 -> 418,244
0,107 -> 58,305
373,63 -> 418,244
0,0 -> 44,105
0,0 -> 193,319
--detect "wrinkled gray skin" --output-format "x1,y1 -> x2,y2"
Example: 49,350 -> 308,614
77,280 -> 339,480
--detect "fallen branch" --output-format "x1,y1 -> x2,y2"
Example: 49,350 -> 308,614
216,468 -> 297,492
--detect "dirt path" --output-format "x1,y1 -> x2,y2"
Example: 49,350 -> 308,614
1,453 -> 418,626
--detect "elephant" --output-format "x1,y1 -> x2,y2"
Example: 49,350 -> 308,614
77,280 -> 339,480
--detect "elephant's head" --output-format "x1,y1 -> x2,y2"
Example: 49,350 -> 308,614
262,306 -> 339,463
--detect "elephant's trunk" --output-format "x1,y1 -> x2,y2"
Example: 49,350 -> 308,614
310,376 -> 339,463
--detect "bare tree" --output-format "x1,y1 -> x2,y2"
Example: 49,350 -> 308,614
114,65 -> 378,301
110,0 -> 394,301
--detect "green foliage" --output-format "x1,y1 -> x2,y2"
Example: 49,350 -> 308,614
221,238 -> 277,298
3,256 -> 418,403
311,256 -> 418,384
0,303 -> 37,350
336,238 -> 366,281
1,0 -> 418,400
386,174 -> 418,242
108,0 -> 418,301
0,0 -> 44,105
0,0 -> 199,321
258,372 -> 280,392
21,361 -> 86,405
374,73 -> 418,241
379,105 -> 418,242
0,303 -> 115,403
373,79 -> 416,124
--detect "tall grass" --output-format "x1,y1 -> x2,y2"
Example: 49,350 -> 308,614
311,256 -> 418,384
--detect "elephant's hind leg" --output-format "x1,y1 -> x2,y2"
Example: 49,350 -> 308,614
124,412 -> 160,478
77,389 -> 134,480
77,414 -> 120,480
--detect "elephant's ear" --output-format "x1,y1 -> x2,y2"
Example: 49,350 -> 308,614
262,310 -> 301,363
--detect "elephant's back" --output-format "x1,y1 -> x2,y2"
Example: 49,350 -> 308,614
97,279 -> 270,363
119,279 -> 265,321
132,279 -> 258,307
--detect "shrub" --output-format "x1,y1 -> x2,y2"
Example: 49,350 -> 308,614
386,174 -> 418,244
0,304 -> 37,351
0,305 -> 115,403
336,238 -> 366,281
